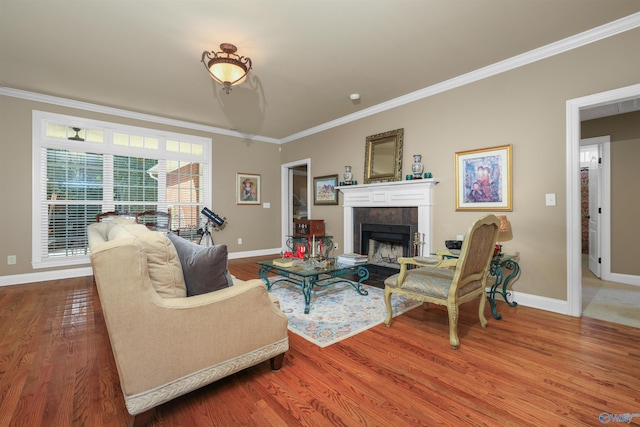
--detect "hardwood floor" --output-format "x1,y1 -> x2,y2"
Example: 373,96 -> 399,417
1,255 -> 639,426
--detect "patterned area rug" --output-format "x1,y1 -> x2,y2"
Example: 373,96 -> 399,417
268,277 -> 422,347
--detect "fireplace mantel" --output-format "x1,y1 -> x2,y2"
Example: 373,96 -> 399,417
338,179 -> 439,255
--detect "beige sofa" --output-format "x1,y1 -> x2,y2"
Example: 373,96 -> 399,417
88,220 -> 289,421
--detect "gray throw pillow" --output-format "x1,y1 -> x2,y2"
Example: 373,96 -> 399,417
166,232 -> 234,296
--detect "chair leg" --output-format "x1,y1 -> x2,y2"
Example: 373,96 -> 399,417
270,353 -> 285,371
447,302 -> 460,349
478,292 -> 488,328
383,286 -> 394,326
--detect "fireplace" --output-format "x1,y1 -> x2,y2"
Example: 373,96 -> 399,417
338,179 -> 438,287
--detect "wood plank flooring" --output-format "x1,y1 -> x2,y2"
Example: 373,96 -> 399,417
1,255 -> 639,426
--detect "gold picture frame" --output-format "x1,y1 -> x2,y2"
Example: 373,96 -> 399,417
455,144 -> 512,211
363,128 -> 403,184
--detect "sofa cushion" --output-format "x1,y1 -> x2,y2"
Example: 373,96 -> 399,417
108,222 -> 187,298
166,232 -> 234,296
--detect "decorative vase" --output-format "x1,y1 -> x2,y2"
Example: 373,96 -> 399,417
411,155 -> 424,179
343,165 -> 353,184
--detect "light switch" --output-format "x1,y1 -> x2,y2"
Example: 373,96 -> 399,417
263,202 -> 270,208
545,193 -> 556,206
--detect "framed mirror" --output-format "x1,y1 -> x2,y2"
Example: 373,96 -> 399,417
363,128 -> 404,184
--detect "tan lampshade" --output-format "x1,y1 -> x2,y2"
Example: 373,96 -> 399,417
497,215 -> 513,242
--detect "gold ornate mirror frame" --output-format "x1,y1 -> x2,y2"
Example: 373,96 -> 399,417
363,128 -> 404,184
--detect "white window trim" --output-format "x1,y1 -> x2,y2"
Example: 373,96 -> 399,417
31,110 -> 212,269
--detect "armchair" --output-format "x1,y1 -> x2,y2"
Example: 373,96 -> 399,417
383,214 -> 500,349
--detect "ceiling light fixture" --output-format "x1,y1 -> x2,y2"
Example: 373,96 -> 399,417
201,43 -> 252,94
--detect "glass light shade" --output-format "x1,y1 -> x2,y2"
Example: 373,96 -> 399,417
209,62 -> 248,85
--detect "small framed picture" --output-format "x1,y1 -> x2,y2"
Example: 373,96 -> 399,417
236,173 -> 261,205
455,144 -> 512,211
313,174 -> 339,205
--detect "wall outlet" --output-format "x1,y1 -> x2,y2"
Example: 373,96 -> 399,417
7,255 -> 16,265
237,238 -> 243,245
334,242 -> 339,250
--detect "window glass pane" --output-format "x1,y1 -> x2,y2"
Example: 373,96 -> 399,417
192,143 -> 204,156
166,139 -> 179,153
48,203 -> 101,257
130,135 -> 144,148
179,141 -> 191,154
145,138 -> 158,150
46,123 -> 67,139
114,132 -> 129,146
113,156 -> 158,202
85,129 -> 104,143
47,149 -> 104,201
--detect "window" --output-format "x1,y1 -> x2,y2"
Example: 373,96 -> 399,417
32,111 -> 211,268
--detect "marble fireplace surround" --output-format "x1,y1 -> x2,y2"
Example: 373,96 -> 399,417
338,179 -> 439,257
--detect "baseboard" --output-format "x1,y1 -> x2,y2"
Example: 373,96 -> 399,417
0,267 -> 94,287
508,291 -> 571,316
603,272 -> 640,287
228,248 -> 280,259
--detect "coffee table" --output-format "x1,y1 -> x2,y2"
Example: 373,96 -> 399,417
257,260 -> 370,314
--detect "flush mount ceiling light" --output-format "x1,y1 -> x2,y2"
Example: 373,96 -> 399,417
201,43 -> 252,94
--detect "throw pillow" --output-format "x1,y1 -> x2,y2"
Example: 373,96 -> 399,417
119,224 -> 187,298
166,232 -> 234,296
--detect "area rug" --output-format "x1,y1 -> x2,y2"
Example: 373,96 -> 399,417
268,277 -> 422,347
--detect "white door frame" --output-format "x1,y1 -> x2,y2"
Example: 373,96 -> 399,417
280,158 -> 311,250
566,83 -> 640,316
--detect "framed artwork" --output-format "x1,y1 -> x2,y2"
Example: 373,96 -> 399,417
313,174 -> 339,205
236,173 -> 261,205
455,144 -> 512,211
363,128 -> 404,184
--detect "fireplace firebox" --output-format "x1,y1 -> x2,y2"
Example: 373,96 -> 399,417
360,223 -> 417,288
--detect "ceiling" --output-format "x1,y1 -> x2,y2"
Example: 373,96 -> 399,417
2,1 -> 640,141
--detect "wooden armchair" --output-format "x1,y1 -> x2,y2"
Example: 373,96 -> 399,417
383,214 -> 500,349
96,211 -> 136,223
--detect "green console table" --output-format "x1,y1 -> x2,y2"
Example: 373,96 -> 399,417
487,253 -> 520,320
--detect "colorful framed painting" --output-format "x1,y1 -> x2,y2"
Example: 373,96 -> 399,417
455,144 -> 512,211
236,173 -> 261,205
313,174 -> 339,205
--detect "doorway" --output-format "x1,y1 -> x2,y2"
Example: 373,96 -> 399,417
566,83 -> 640,316
280,158 -> 311,251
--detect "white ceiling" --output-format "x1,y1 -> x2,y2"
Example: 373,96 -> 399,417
2,1 -> 640,140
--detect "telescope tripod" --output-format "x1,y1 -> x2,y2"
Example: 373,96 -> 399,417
198,220 -> 216,246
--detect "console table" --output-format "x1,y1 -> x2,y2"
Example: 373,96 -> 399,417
487,253 -> 520,320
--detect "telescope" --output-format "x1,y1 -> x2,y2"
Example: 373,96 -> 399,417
201,207 -> 226,227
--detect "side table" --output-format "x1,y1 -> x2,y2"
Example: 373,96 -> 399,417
488,253 -> 520,320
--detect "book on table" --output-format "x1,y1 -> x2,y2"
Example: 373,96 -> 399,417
272,258 -> 295,267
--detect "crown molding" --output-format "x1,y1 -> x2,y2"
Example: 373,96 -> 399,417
281,12 -> 640,143
0,87 -> 280,144
3,12 -> 638,145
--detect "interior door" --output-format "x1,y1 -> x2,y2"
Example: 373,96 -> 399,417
588,145 -> 602,278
